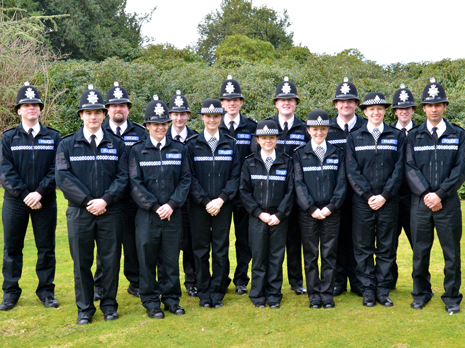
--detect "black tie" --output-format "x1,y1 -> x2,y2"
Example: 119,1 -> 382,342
344,124 -> 349,137
28,128 -> 34,142
283,121 -> 289,139
401,128 -> 407,138
174,135 -> 182,143
116,126 -> 121,137
90,134 -> 97,152
229,121 -> 235,137
432,127 -> 438,144
156,142 -> 161,150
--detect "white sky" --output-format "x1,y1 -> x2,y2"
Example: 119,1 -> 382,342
126,0 -> 465,66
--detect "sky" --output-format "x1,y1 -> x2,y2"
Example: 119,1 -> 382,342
126,0 -> 465,66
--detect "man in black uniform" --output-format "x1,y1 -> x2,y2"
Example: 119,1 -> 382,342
130,96 -> 190,319
390,84 -> 417,289
219,75 -> 257,295
346,92 -> 404,307
186,99 -> 241,308
266,77 -> 308,295
166,90 -> 198,297
327,77 -> 364,297
406,78 -> 465,314
56,85 -> 128,324
92,82 -> 147,300
0,82 -> 61,311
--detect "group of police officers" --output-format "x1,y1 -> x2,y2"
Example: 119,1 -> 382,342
0,74 -> 463,324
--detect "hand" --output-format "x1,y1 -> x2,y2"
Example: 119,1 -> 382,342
368,195 -> 386,210
311,209 -> 325,220
157,204 -> 174,221
30,202 -> 42,210
86,199 -> 107,216
320,207 -> 332,218
206,198 -> 224,216
431,201 -> 443,212
24,192 -> 42,208
268,214 -> 281,226
259,212 -> 272,224
424,193 -> 441,210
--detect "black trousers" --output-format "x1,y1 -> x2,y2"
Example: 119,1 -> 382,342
300,210 -> 340,304
248,215 -> 287,305
232,204 -> 251,287
180,203 -> 196,288
135,208 -> 182,310
334,194 -> 362,291
67,206 -> 122,317
390,193 -> 413,288
189,201 -> 232,303
411,194 -> 462,306
2,195 -> 57,301
286,205 -> 304,287
352,195 -> 398,296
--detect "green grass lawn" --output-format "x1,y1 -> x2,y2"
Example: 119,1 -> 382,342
0,188 -> 464,347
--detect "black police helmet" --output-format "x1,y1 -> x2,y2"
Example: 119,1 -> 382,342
144,95 -> 171,125
333,77 -> 359,102
274,76 -> 300,104
421,78 -> 449,105
15,82 -> 44,111
169,90 -> 191,113
307,110 -> 330,127
77,84 -> 107,117
105,82 -> 132,108
392,84 -> 416,109
220,75 -> 244,100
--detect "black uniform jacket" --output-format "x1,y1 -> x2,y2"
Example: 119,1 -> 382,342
266,115 -> 309,155
219,114 -> 257,166
346,122 -> 404,201
55,127 -> 128,208
103,119 -> 148,149
293,141 -> 347,214
326,114 -> 366,149
166,125 -> 198,144
0,123 -> 61,202
392,120 -> 417,198
240,151 -> 294,222
405,120 -> 465,199
186,131 -> 240,206
129,137 -> 191,212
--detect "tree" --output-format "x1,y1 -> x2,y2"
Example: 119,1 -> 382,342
196,0 -> 293,63
215,35 -> 275,67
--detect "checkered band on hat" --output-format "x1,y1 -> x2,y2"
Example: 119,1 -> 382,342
201,106 -> 224,114
364,95 -> 387,105
307,116 -> 330,127
256,125 -> 279,136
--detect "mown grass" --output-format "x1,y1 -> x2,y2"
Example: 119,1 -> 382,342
0,188 -> 464,347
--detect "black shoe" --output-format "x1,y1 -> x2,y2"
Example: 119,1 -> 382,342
213,301 -> 224,308
410,300 -> 426,310
127,284 -> 140,298
104,312 -> 119,321
148,307 -> 165,319
446,304 -> 460,314
0,299 -> 17,311
309,302 -> 321,309
290,285 -> 307,295
376,295 -> 394,307
333,286 -> 347,297
93,287 -> 102,301
186,286 -> 198,297
41,296 -> 59,308
350,287 -> 363,297
323,302 -> 335,309
269,303 -> 280,309
254,303 -> 266,308
199,300 -> 212,308
363,293 -> 376,307
235,285 -> 247,295
77,313 -> 92,325
165,304 -> 185,315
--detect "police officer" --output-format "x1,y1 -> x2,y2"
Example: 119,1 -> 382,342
390,84 -> 417,289
186,99 -> 241,308
129,96 -> 190,319
56,85 -> 128,325
92,82 -> 147,301
346,92 -> 404,307
266,77 -> 309,295
327,77 -> 364,297
294,110 -> 347,309
0,82 -> 61,311
406,78 -> 465,314
219,75 -> 257,296
166,90 -> 198,297
240,119 -> 294,308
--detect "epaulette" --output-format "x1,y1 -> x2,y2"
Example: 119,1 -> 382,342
61,132 -> 77,140
45,126 -> 60,133
133,122 -> 146,130
225,134 -> 236,141
245,153 -> 255,159
333,144 -> 345,152
452,123 -> 465,132
293,144 -> 305,152
410,123 -> 421,131
283,152 -> 293,159
265,116 -> 274,121
388,125 -> 402,133
172,137 -> 183,144
185,134 -> 199,143
247,116 -> 258,124
2,126 -> 16,133
131,140 -> 144,147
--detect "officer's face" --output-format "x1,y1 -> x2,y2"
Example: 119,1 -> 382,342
363,105 -> 386,127
256,135 -> 278,153
221,98 -> 243,118
202,114 -> 222,134
308,126 -> 329,145
170,112 -> 190,130
334,99 -> 358,118
107,103 -> 129,124
146,122 -> 169,142
423,103 -> 447,125
80,109 -> 106,133
18,103 -> 40,124
275,98 -> 297,119
394,107 -> 414,125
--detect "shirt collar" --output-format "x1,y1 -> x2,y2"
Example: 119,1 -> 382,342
83,127 -> 104,146
171,126 -> 188,142
395,120 -> 413,131
367,122 -> 384,134
427,119 -> 446,138
150,136 -> 166,149
336,114 -> 357,132
224,114 -> 240,129
109,120 -> 128,135
204,130 -> 220,142
22,122 -> 41,138
260,149 -> 276,163
311,139 -> 327,153
278,115 -> 294,130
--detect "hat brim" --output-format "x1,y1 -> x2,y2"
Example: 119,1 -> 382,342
392,103 -> 416,109
15,100 -> 44,111
105,100 -> 132,108
273,95 -> 300,105
220,94 -> 244,100
143,118 -> 172,126
420,99 -> 449,105
359,103 -> 391,110
169,108 -> 191,114
332,95 -> 360,102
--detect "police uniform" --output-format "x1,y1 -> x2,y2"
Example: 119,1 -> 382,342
186,99 -> 241,308
405,79 -> 465,313
219,76 -> 257,294
240,120 -> 294,307
327,78 -> 364,296
129,97 -> 190,318
56,86 -> 128,324
267,77 -> 309,294
0,83 -> 60,310
293,111 -> 346,308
